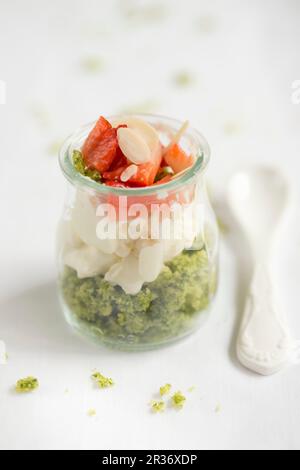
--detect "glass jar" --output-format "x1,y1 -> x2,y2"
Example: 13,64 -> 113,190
57,114 -> 219,350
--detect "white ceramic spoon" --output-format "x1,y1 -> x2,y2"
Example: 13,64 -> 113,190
228,167 -> 293,375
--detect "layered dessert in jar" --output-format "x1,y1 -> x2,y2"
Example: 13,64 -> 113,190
57,114 -> 219,350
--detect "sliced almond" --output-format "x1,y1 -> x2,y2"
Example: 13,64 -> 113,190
113,116 -> 160,153
120,164 -> 138,182
117,127 -> 151,165
163,120 -> 189,155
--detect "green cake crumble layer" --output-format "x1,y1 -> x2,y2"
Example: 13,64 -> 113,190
61,249 -> 216,347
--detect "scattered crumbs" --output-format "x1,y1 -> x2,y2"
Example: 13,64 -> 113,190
217,216 -> 230,235
87,408 -> 97,417
15,376 -> 39,393
80,56 -> 105,74
30,104 -> 51,127
188,386 -> 196,393
121,2 -> 167,24
91,371 -> 114,389
160,383 -> 172,396
150,401 -> 165,413
195,15 -> 217,33
171,391 -> 186,409
223,120 -> 242,136
0,340 -> 7,364
80,24 -> 110,39
172,71 -> 195,88
47,140 -> 62,156
118,99 -> 161,115
215,403 -> 222,414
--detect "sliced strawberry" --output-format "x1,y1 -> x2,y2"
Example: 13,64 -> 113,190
82,116 -> 112,158
85,128 -> 118,173
127,146 -> 162,187
103,165 -> 127,181
164,143 -> 195,174
160,157 -> 168,167
108,147 -> 127,171
103,145 -> 128,181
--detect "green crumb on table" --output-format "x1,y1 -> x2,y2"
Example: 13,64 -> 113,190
61,248 -> 215,347
151,401 -> 165,413
1,352 -> 8,363
160,383 -> 172,396
73,150 -> 101,182
47,140 -> 63,156
119,99 -> 161,115
188,386 -> 196,393
80,57 -> 104,74
215,403 -> 222,413
217,216 -> 229,235
87,408 -> 97,417
223,120 -> 242,136
121,4 -> 167,24
30,103 -> 52,127
91,371 -> 114,388
172,71 -> 195,87
171,391 -> 186,409
15,376 -> 39,393
195,16 -> 217,33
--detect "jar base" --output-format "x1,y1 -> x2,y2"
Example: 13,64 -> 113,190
59,294 -> 211,352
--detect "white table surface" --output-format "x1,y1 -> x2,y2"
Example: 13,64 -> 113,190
1,0 -> 300,450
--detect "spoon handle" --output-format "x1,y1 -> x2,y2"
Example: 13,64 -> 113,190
237,262 -> 292,375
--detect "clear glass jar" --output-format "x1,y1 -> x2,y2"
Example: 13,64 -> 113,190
57,114 -> 219,350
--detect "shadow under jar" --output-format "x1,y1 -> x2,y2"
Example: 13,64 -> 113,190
57,114 -> 219,350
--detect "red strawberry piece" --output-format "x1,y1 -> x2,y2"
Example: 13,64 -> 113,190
85,128 -> 118,173
103,165 -> 127,181
127,146 -> 162,187
160,157 -> 168,167
108,147 -> 128,171
105,181 -> 128,188
82,116 -> 112,158
164,143 -> 195,174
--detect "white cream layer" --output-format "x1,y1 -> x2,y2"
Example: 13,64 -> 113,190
58,190 -> 201,295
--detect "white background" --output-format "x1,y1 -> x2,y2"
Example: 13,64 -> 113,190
0,0 -> 300,450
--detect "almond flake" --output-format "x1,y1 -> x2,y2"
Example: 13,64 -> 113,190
117,127 -> 151,165
120,164 -> 138,182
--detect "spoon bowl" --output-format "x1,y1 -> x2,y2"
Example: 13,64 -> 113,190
228,167 -> 289,248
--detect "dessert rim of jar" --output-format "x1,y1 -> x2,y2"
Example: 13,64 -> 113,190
59,113 -> 210,197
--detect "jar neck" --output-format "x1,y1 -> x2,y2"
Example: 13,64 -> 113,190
59,114 -> 210,197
